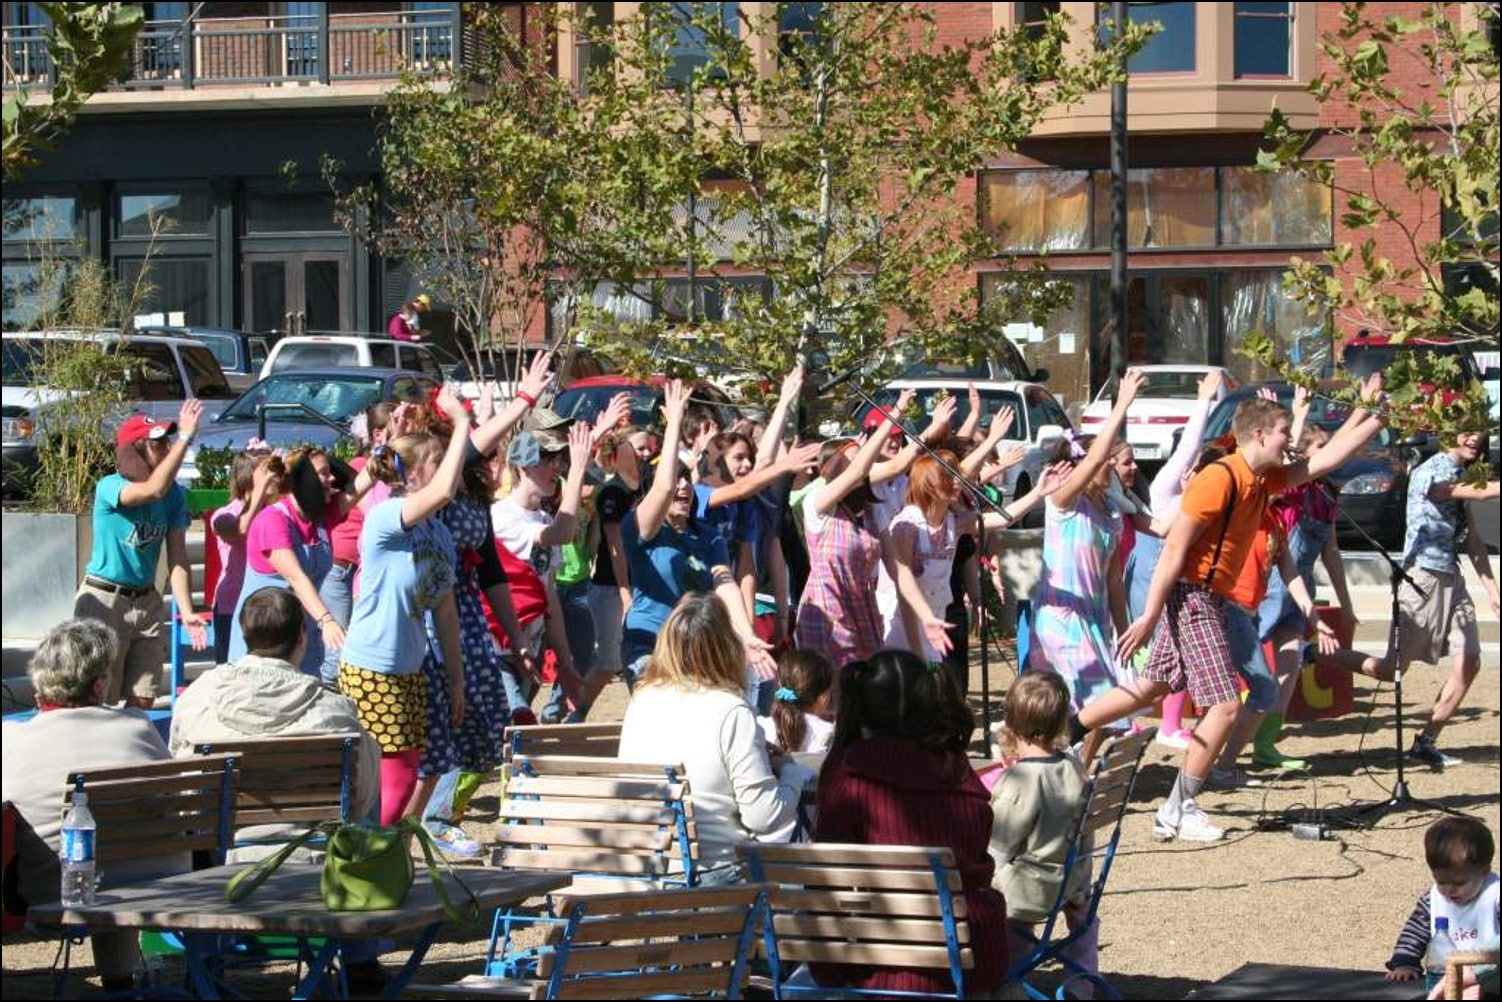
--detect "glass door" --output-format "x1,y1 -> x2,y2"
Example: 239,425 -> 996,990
243,251 -> 349,335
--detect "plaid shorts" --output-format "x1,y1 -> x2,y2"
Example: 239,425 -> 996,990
1141,581 -> 1242,708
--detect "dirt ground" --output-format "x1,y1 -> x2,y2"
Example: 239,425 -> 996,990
3,641 -> 1498,999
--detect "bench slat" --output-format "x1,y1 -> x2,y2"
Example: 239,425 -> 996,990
772,912 -> 968,945
756,863 -> 961,892
773,940 -> 973,969
491,848 -> 671,876
497,799 -> 679,827
553,969 -> 737,1001
745,843 -> 956,868
770,887 -> 967,919
504,775 -> 686,802
493,824 -> 675,853
538,936 -> 740,977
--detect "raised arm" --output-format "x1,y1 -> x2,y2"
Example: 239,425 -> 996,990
1290,375 -> 1385,486
871,394 -> 956,485
469,352 -> 553,459
959,406 -> 1014,481
755,363 -> 804,471
538,422 -> 594,546
399,388 -> 471,527
634,380 -> 688,543
704,441 -> 820,508
811,389 -> 912,518
1052,368 -> 1144,511
1150,369 -> 1222,512
119,399 -> 202,507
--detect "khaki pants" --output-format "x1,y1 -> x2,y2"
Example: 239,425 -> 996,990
73,581 -> 166,704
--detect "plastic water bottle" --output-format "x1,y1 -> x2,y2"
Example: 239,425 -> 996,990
59,787 -> 96,908
1423,915 -> 1455,994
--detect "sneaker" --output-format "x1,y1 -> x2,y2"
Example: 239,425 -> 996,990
1408,736 -> 1461,769
426,821 -> 484,859
1154,728 -> 1193,750
1208,766 -> 1264,790
1250,747 -> 1308,770
1152,801 -> 1225,843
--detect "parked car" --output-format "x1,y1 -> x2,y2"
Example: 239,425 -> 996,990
177,367 -> 439,484
259,333 -> 448,382
138,326 -> 281,392
1079,365 -> 1230,465
1200,382 -> 1417,550
860,377 -> 1073,529
3,330 -> 236,499
549,374 -> 739,430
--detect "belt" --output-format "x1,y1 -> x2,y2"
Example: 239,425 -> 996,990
333,558 -> 357,571
84,576 -> 154,598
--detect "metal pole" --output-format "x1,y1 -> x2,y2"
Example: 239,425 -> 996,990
684,76 -> 698,327
1109,1 -> 1129,400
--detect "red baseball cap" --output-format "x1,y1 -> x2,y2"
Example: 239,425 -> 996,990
862,409 -> 904,436
116,414 -> 177,447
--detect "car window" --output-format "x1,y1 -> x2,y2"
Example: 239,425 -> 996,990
271,342 -> 358,371
1025,386 -> 1069,439
223,374 -> 386,422
389,377 -> 434,405
190,332 -> 239,371
123,343 -> 185,401
404,346 -> 443,379
248,338 -> 270,369
370,343 -> 398,369
180,345 -> 236,399
2,339 -> 38,387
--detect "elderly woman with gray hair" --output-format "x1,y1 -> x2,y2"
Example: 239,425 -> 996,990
1,617 -> 190,994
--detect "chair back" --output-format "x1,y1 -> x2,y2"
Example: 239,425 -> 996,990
64,754 -> 238,865
503,723 -> 621,762
491,754 -> 697,891
1007,727 -> 1155,1000
740,842 -> 972,999
191,734 -> 358,829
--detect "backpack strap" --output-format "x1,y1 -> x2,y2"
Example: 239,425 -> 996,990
1202,460 -> 1239,591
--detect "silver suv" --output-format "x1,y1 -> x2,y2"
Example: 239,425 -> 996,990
2,331 -> 235,499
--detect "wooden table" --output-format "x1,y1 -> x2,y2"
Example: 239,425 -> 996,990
30,862 -> 567,999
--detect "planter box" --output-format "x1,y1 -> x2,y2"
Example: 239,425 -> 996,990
186,488 -> 230,516
1,512 -> 91,641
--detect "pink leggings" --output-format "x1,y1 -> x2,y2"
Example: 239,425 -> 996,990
1159,691 -> 1189,733
379,750 -> 421,825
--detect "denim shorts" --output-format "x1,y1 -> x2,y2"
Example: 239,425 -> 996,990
1224,603 -> 1278,713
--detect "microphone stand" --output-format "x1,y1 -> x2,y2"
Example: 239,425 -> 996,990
1311,480 -> 1458,826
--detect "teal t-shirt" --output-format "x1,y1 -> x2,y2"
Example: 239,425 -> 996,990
84,474 -> 189,589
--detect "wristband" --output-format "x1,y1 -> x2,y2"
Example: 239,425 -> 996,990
517,390 -> 538,407
318,613 -> 334,626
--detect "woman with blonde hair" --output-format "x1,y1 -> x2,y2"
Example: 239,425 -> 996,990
619,592 -> 810,881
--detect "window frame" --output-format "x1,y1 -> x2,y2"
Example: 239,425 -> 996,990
1232,1 -> 1293,80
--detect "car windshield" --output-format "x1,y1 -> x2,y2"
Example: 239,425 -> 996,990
1203,388 -> 1392,447
1341,342 -> 1472,380
220,374 -> 387,423
270,342 -> 359,371
867,386 -> 1025,435
553,383 -> 657,426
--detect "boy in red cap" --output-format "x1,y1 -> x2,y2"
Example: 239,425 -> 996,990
73,401 -> 207,707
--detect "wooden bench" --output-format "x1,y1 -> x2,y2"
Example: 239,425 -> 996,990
191,734 -> 359,833
411,884 -> 768,999
739,842 -> 972,1000
502,722 -> 621,763
485,754 -> 699,978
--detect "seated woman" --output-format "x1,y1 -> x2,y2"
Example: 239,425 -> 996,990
0,618 -> 193,994
618,593 -> 810,883
813,649 -> 1008,998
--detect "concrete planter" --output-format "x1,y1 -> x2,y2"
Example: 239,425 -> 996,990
1,512 -> 91,642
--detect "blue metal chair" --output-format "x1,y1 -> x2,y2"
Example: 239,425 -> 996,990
1005,727 -> 1156,1001
741,842 -> 972,1000
168,594 -> 215,705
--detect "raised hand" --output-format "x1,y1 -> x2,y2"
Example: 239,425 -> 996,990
592,392 -> 631,445
475,381 -> 497,425
178,399 -> 203,440
990,405 -> 1016,440
1115,367 -> 1145,409
435,386 -> 468,425
661,379 -> 689,426
779,439 -> 822,474
894,387 -> 917,414
926,394 -> 959,435
1292,383 -> 1312,415
1359,370 -> 1384,405
568,420 -> 593,470
779,361 -> 805,403
1198,369 -> 1224,401
518,350 -> 553,402
994,443 -> 1027,472
1037,461 -> 1072,496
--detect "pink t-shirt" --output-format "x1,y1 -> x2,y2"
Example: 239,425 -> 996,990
209,498 -> 246,614
246,498 -> 323,575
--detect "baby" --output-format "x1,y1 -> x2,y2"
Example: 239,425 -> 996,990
1386,815 -> 1499,998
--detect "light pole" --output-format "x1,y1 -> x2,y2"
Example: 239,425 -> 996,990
1109,1 -> 1129,400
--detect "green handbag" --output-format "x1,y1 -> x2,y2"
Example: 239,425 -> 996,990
225,818 -> 477,924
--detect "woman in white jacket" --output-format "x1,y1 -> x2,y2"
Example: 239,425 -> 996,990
619,592 -> 811,882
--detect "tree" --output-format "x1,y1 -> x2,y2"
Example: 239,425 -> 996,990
3,2 -> 144,181
1256,1 -> 1497,446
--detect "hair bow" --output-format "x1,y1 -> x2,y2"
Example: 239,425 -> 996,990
1063,428 -> 1088,461
245,437 -> 270,452
774,686 -> 800,703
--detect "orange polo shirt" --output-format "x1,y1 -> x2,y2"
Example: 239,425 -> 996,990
1179,452 -> 1291,598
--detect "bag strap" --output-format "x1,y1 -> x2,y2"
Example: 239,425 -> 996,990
223,822 -> 334,904
1202,460 -> 1239,591
404,819 -> 480,926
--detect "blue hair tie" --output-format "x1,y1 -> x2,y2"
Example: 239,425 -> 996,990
774,686 -> 800,704
392,451 -> 408,483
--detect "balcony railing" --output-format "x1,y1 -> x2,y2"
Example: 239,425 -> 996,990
3,7 -> 462,92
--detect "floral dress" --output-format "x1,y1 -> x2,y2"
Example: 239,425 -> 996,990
419,493 -> 512,778
1028,494 -> 1125,715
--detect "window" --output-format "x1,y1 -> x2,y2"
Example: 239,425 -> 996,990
3,196 -> 79,243
400,345 -> 444,379
1221,269 -> 1328,384
118,189 -> 211,237
1234,2 -> 1292,77
575,2 -> 614,90
1107,2 -> 1196,74
118,258 -> 212,326
981,170 -> 1090,251
1220,167 -> 1330,246
122,343 -> 186,401
1093,167 -> 1215,249
779,1 -> 825,63
980,273 -> 1092,407
245,188 -> 339,233
2,261 -> 70,332
1016,1 -> 1060,40
180,344 -> 236,399
663,2 -> 740,87
1024,386 -> 1070,438
370,343 -> 398,368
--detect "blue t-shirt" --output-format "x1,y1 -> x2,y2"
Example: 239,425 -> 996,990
1404,452 -> 1466,574
621,509 -> 731,665
341,498 -> 456,675
693,483 -> 760,553
84,474 -> 189,588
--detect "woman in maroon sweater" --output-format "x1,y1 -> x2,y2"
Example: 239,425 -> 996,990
813,649 -> 1008,996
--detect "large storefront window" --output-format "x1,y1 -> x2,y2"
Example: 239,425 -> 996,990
118,257 -> 212,326
663,2 -> 740,86
118,188 -> 211,237
980,169 -> 1090,251
980,273 -> 1092,409
3,195 -> 80,243
980,166 -> 1331,251
1220,268 -> 1328,384
245,188 -> 340,233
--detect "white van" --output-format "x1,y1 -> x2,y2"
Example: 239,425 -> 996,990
260,334 -> 448,382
